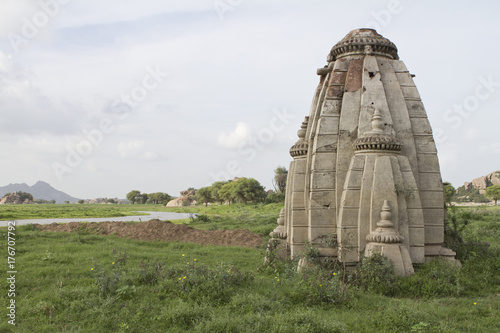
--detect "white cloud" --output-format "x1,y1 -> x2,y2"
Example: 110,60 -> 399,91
218,122 -> 252,149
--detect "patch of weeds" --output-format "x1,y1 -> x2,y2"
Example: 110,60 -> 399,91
284,266 -> 351,308
162,262 -> 254,305
91,249 -> 128,297
208,224 -> 218,231
398,259 -> 461,298
195,214 -> 211,223
303,241 -> 320,264
138,259 -> 164,285
351,253 -> 399,296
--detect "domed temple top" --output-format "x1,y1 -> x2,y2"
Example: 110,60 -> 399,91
328,28 -> 399,61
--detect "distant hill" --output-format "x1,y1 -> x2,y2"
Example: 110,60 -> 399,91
463,170 -> 500,194
0,181 -> 80,204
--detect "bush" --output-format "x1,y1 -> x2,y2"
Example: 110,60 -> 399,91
350,253 -> 399,296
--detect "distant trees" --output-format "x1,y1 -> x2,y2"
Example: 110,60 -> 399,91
126,190 -> 141,204
273,166 -> 288,193
147,192 -> 172,205
196,187 -> 213,206
485,185 -> 500,205
126,190 -> 172,205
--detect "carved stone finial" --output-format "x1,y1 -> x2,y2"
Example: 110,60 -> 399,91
370,108 -> 384,134
366,200 -> 404,244
290,117 -> 309,157
354,108 -> 402,152
270,208 -> 287,239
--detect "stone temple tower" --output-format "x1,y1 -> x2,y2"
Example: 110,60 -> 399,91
270,28 -> 457,275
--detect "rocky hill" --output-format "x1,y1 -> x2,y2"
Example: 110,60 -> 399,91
463,170 -> 500,194
0,181 -> 80,204
0,192 -> 34,205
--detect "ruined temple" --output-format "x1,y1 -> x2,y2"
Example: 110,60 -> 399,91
270,28 -> 457,275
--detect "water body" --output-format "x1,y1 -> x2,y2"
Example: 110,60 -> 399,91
0,211 -> 195,227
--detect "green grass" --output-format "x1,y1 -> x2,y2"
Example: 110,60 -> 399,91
0,204 -> 499,332
0,204 -> 153,221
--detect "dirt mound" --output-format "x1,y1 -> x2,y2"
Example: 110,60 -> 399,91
35,220 -> 263,248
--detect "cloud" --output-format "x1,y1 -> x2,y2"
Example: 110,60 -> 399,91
218,122 -> 252,149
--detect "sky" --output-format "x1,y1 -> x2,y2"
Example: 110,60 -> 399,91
0,0 -> 499,199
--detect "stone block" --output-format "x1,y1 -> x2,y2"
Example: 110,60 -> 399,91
308,208 -> 336,227
344,170 -> 363,189
418,173 -> 443,191
338,207 -> 359,227
309,190 -> 335,208
394,71 -> 414,86
292,191 -> 305,209
309,227 -> 336,242
424,226 -> 445,245
341,189 -> 361,207
419,190 -> 445,208
317,116 -> 339,135
416,154 -> 440,173
409,117 -> 432,134
329,70 -> 347,85
311,171 -> 335,190
321,99 -> 342,115
291,210 -> 307,227
400,86 -> 420,99
422,207 -> 444,226
311,152 -> 336,171
326,85 -> 344,99
292,173 -> 306,188
291,226 -> 308,243
390,60 -> 409,72
414,136 -> 437,153
408,226 -> 425,246
314,134 -> 338,152
409,246 -> 425,263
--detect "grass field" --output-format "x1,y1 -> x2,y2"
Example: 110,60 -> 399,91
0,204 -> 499,332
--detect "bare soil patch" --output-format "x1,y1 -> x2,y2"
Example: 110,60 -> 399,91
35,219 -> 263,248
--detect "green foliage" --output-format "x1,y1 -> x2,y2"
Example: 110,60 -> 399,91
485,184 -> 500,205
147,192 -> 172,205
265,191 -> 285,204
91,249 -> 128,296
126,190 -> 141,204
196,186 -> 213,206
351,253 -> 399,296
162,262 -> 254,305
210,180 -> 230,204
273,166 -> 288,193
455,185 -> 488,203
231,177 -> 267,204
443,181 -> 455,206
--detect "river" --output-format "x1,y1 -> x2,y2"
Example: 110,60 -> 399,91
0,211 -> 195,227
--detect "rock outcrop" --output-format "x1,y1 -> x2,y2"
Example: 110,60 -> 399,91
464,170 -> 500,194
166,189 -> 197,207
0,192 -> 34,205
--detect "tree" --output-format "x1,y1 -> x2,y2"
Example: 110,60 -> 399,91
211,181 -> 230,205
126,190 -> 141,204
231,177 -> 266,204
219,181 -> 236,204
443,182 -> 455,206
147,192 -> 172,205
485,185 -> 500,205
196,186 -> 213,206
273,166 -> 288,193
